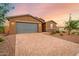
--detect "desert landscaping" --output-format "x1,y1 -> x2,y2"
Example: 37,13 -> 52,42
52,33 -> 79,44
0,32 -> 79,56
0,34 -> 16,56
0,3 -> 79,56
15,33 -> 79,56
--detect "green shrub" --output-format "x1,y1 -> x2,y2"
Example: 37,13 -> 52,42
0,37 -> 4,42
56,30 -> 60,33
0,26 -> 4,33
50,31 -> 56,35
71,32 -> 76,34
77,33 -> 79,35
72,32 -> 75,34
76,32 -> 79,35
50,30 -> 57,35
62,31 -> 66,33
71,31 -> 79,35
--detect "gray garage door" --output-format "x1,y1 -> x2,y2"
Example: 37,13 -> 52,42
16,22 -> 38,33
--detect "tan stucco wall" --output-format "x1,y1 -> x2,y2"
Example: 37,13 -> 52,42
8,20 -> 16,34
9,15 -> 42,23
8,15 -> 42,34
38,23 -> 42,32
4,26 -> 9,34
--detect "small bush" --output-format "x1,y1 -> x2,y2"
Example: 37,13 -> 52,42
50,31 -> 56,35
0,37 -> 4,42
60,33 -> 63,36
56,30 -> 60,33
71,31 -> 79,35
77,33 -> 79,35
72,32 -> 76,34
76,32 -> 79,35
62,31 -> 66,33
0,26 -> 4,33
50,29 -> 57,35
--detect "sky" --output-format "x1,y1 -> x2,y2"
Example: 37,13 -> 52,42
7,3 -> 79,26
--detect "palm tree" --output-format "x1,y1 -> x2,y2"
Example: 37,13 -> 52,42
65,14 -> 79,35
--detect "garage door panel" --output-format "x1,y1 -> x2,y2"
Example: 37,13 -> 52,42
16,23 -> 37,33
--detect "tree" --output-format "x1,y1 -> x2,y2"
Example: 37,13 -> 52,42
0,3 -> 14,33
65,20 -> 79,35
0,3 -> 14,25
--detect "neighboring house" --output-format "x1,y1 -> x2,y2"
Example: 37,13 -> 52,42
43,20 -> 57,32
5,14 -> 57,34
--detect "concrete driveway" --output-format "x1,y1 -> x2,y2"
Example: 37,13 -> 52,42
15,33 -> 79,56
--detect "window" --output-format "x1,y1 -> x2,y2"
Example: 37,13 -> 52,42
50,24 -> 53,29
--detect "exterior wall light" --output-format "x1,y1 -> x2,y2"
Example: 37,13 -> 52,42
11,22 -> 15,25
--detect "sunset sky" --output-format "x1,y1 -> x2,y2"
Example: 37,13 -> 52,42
7,3 -> 79,26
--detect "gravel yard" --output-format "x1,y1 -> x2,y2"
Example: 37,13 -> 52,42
15,33 -> 79,56
0,33 -> 79,56
0,35 -> 16,56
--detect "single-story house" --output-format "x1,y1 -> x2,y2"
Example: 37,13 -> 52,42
5,14 -> 57,34
42,20 -> 57,32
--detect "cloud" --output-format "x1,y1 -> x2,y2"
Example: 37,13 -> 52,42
8,3 -> 79,26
